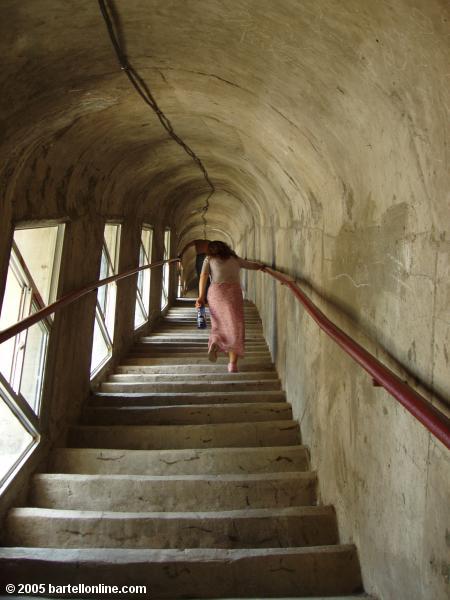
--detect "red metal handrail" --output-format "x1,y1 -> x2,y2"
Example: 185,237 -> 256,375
0,258 -> 180,345
264,266 -> 450,450
1,256 -> 448,449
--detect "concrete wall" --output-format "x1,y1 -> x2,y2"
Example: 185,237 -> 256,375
243,220 -> 449,600
0,0 -> 449,598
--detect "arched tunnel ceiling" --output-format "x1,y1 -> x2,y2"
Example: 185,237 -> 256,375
1,0 -> 449,278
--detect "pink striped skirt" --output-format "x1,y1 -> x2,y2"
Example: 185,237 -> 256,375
207,282 -> 245,357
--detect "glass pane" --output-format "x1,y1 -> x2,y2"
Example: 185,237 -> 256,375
14,226 -> 59,305
134,296 -> 146,328
141,228 -> 152,263
19,317 -> 49,412
139,244 -> 145,268
104,224 -> 121,269
104,282 -> 117,338
161,274 -> 168,309
161,230 -> 170,310
0,263 -> 26,385
135,227 -> 153,326
98,249 -> 109,313
137,255 -> 144,296
0,393 -> 35,485
90,314 -> 110,373
142,269 -> 150,308
163,230 -> 170,260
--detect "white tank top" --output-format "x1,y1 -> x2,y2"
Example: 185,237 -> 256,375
201,256 -> 258,284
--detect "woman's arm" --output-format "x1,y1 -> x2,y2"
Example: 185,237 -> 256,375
238,258 -> 266,271
195,273 -> 209,308
178,240 -> 196,259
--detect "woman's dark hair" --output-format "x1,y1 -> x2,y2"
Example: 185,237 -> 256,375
207,240 -> 237,259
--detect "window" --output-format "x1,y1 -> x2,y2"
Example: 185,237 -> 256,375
134,226 -> 153,329
0,224 -> 64,412
0,223 -> 64,488
161,228 -> 171,310
90,223 -> 121,375
0,377 -> 37,490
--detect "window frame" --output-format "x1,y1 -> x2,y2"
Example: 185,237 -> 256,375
134,225 -> 153,329
0,373 -> 40,491
161,228 -> 171,310
0,221 -> 65,491
90,222 -> 122,377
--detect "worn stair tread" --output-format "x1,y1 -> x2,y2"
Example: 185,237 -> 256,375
0,597 -> 372,600
9,505 -> 333,519
99,381 -> 281,394
81,402 -> 292,425
0,543 -> 359,564
108,372 -> 278,381
0,544 -> 357,560
0,545 -> 362,597
7,505 -> 338,549
122,357 -> 273,365
91,391 -> 286,407
129,349 -> 269,354
70,419 -> 299,432
115,364 -> 277,373
147,336 -> 264,341
67,420 -> 300,450
30,471 -> 317,511
34,471 -> 314,482
137,339 -> 266,344
49,445 -> 310,475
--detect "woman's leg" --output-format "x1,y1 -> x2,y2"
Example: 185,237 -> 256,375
228,351 -> 238,365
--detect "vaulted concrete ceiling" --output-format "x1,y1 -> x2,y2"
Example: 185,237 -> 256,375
1,0 -> 448,255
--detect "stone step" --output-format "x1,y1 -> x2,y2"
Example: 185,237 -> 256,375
167,308 -> 258,312
81,402 -> 292,426
30,472 -> 317,511
165,312 -> 259,317
115,363 -> 277,374
137,339 -> 267,347
100,380 -> 281,394
7,506 -> 338,549
168,308 -> 259,312
151,331 -> 265,339
165,313 -> 260,317
108,371 -> 279,383
128,350 -> 272,358
67,420 -> 300,450
127,354 -> 272,363
158,318 -> 261,323
49,446 -> 310,475
155,326 -> 264,333
0,546 -> 362,597
166,315 -> 261,320
164,314 -> 261,320
157,318 -> 261,323
122,356 -> 273,366
91,390 -> 286,406
133,345 -> 268,353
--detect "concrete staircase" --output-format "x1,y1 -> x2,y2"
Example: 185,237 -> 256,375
0,300 -> 365,599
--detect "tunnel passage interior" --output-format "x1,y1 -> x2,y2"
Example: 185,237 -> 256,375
0,1 -> 449,600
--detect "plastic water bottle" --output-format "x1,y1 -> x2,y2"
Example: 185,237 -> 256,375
197,306 -> 207,329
